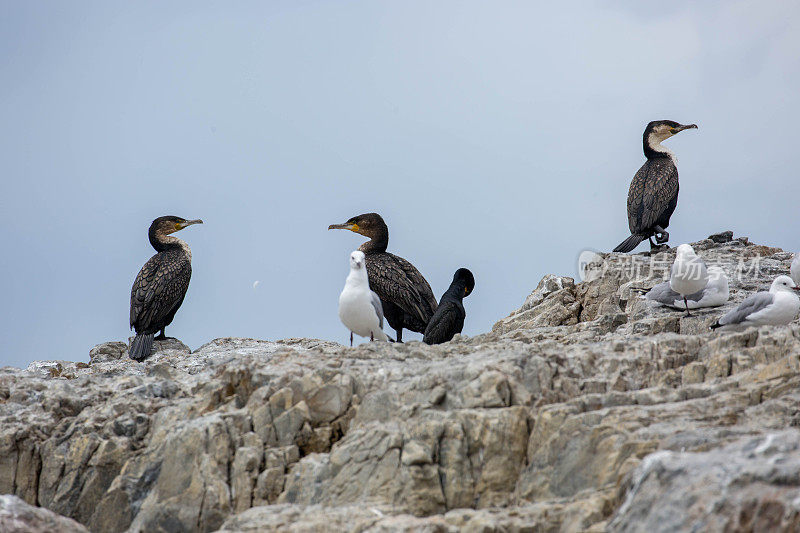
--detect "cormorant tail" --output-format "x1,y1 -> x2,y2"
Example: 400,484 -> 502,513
613,234 -> 647,253
129,333 -> 154,361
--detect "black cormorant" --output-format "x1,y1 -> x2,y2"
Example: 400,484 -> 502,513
129,216 -> 202,361
423,268 -> 474,345
328,213 -> 437,342
613,120 -> 697,253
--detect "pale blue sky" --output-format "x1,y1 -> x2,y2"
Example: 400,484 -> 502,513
2,1 -> 799,367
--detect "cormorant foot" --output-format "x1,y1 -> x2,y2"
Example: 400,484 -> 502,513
155,333 -> 167,340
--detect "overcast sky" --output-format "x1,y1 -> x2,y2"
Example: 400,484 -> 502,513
2,1 -> 799,368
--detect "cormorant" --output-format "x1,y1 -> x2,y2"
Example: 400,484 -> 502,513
328,213 -> 437,342
710,276 -> 800,331
668,243 -> 708,316
423,268 -> 474,345
338,250 -> 389,346
129,216 -> 202,361
613,120 -> 697,253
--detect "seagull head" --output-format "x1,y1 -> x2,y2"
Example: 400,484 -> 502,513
675,243 -> 697,259
349,250 -> 366,271
770,275 -> 800,293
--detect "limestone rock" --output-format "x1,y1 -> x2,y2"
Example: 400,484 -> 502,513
609,431 -> 800,532
2,234 -> 800,531
0,495 -> 88,533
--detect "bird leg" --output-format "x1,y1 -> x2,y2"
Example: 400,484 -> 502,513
350,331 -> 353,347
370,332 -> 374,342
396,329 -> 403,343
155,329 -> 167,340
653,226 -> 669,244
683,297 -> 692,317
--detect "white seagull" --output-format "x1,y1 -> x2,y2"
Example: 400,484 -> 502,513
644,265 -> 728,310
669,244 -> 709,316
790,253 -> 800,287
338,251 -> 389,346
711,275 -> 800,331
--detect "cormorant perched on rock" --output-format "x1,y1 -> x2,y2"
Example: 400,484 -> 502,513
423,268 -> 474,345
129,216 -> 202,361
329,213 -> 437,342
613,120 -> 697,253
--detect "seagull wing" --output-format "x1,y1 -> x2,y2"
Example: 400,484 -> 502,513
718,292 -> 774,326
370,290 -> 385,329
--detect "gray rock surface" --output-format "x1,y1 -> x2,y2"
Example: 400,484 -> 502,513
0,494 -> 89,533
2,233 -> 800,532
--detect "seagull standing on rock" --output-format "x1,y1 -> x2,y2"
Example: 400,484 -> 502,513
669,244 -> 709,317
711,276 -> 800,331
644,265 -> 728,310
338,251 -> 390,346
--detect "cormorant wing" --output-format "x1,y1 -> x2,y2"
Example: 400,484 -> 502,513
423,300 -> 464,344
370,290 -> 385,329
130,252 -> 192,332
366,252 -> 437,326
627,158 -> 678,233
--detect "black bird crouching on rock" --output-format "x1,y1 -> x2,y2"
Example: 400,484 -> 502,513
423,268 -> 475,345
328,212 -> 437,342
129,216 -> 202,361
613,120 -> 697,253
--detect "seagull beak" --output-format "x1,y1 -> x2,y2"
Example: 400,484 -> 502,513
792,287 -> 800,292
179,219 -> 203,229
328,222 -> 358,232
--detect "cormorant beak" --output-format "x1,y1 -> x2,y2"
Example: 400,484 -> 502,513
672,124 -> 698,134
328,222 -> 358,232
179,219 -> 203,229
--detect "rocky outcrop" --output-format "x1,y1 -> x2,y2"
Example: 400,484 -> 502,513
2,233 -> 800,531
0,495 -> 88,533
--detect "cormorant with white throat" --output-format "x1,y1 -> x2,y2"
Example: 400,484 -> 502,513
129,216 -> 202,361
329,213 -> 437,342
423,268 -> 475,345
613,120 -> 697,253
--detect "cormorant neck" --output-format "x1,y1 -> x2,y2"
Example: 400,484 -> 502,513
357,227 -> 389,254
443,280 -> 467,302
149,231 -> 188,255
643,132 -> 675,161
